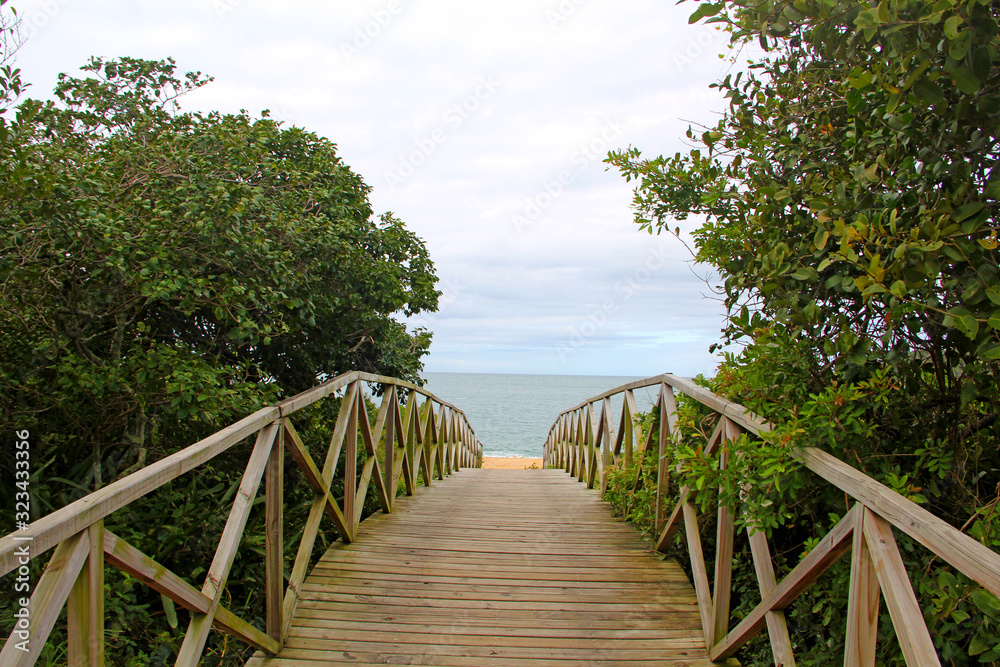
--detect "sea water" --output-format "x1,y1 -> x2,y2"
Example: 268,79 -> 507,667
419,372 -> 661,458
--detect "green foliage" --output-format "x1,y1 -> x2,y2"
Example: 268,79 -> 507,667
608,0 -> 1000,662
0,54 -> 440,664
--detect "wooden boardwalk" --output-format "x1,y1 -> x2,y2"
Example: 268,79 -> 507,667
247,468 -> 724,666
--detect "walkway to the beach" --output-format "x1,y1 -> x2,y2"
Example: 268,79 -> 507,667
246,468 -> 722,666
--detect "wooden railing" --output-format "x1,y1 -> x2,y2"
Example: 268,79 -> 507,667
0,371 -> 482,665
543,373 -> 1000,666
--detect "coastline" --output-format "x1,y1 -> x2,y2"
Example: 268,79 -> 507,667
482,456 -> 543,470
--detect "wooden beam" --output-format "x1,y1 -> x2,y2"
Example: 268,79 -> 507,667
845,505 -> 878,667
683,502 -> 715,646
599,398 -> 612,494
710,504 -> 859,661
265,424 -> 284,645
175,422 -> 279,665
555,373 -> 769,436
799,446 -> 1000,599
712,423 -> 735,645
101,530 -> 279,653
282,420 -> 351,542
68,521 -> 104,666
0,531 -> 89,666
862,510 -> 940,667
0,407 -> 280,577
747,527 -> 795,666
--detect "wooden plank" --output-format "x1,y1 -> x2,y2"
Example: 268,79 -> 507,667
0,531 -> 89,666
277,371 -> 468,420
599,397 -> 612,494
101,529 -> 279,653
176,422 -> 279,665
382,387 -> 398,513
0,406 -> 280,577
746,527 -> 795,666
67,521 -> 104,666
556,373 -> 768,436
845,504 -> 878,667
683,501 -> 715,646
322,381 -> 359,485
656,384 -> 679,533
712,425 -> 735,645
710,503 -> 859,661
265,424 -> 284,645
799,446 -> 1000,599
248,468 -> 711,666
281,420 -> 350,542
343,388 -> 359,540
623,389 -> 639,467
862,509 -> 940,667
656,419 -> 725,552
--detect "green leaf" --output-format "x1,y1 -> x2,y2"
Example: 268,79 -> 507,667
961,379 -> 978,406
949,31 -> 972,60
913,78 -> 946,106
972,589 -> 1000,614
689,2 -> 724,24
943,15 -> 963,40
162,594 -> 178,629
944,306 -> 980,339
955,202 -> 984,221
987,287 -> 1000,306
951,67 -> 981,95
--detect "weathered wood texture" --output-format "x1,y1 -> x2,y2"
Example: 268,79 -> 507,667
246,468 -> 724,667
0,372 -> 483,665
543,373 -> 1000,667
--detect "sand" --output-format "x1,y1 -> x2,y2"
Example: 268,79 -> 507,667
482,457 -> 543,470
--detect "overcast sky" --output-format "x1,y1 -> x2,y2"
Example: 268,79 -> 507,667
9,0 -> 739,378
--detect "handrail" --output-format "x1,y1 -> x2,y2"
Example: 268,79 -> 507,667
0,371 -> 483,665
542,373 -> 1000,666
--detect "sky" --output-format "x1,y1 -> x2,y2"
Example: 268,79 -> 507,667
8,0 -> 739,378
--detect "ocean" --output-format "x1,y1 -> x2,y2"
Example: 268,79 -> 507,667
419,372 -> 661,458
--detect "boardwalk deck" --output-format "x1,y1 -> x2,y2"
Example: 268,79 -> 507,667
246,468 -> 726,666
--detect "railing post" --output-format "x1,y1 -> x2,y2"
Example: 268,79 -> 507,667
845,502 -> 879,667
344,385 -> 359,540
68,521 -> 105,666
655,384 -> 678,535
711,419 -> 737,647
599,398 -> 612,494
265,422 -> 285,647
383,387 -> 397,510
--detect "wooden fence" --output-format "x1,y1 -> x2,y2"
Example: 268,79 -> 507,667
543,373 -> 1000,666
0,371 -> 482,665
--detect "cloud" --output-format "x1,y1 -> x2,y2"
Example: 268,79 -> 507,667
12,0 -> 737,378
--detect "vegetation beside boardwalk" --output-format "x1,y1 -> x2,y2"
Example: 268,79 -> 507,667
608,0 -> 1000,663
0,6 -> 440,661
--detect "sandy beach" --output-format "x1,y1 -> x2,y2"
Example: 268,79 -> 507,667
482,456 -> 543,469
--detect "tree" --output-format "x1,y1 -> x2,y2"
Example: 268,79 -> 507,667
608,0 -> 1000,662
1,55 -> 439,505
0,55 -> 440,662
